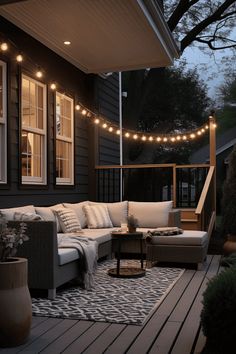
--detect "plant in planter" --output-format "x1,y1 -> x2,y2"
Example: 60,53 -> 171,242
0,214 -> 31,348
200,267 -> 236,354
220,145 -> 236,255
127,214 -> 138,233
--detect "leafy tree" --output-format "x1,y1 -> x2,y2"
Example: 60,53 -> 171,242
122,0 -> 236,163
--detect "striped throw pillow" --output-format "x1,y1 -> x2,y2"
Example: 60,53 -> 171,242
83,204 -> 113,228
54,208 -> 82,233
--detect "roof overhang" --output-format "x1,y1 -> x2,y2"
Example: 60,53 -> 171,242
0,0 -> 179,74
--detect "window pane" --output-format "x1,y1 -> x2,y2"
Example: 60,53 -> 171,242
38,108 -> 43,129
30,107 -> 37,128
21,132 -> 42,177
22,78 -> 30,126
63,117 -> 71,137
56,140 -> 71,179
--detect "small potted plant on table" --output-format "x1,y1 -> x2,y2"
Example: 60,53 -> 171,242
127,215 -> 138,233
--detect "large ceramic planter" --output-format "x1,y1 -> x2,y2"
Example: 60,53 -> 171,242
0,257 -> 32,347
223,234 -> 236,256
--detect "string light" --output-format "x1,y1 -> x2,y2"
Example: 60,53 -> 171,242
0,38 -> 217,145
16,54 -> 23,62
0,42 -> 8,51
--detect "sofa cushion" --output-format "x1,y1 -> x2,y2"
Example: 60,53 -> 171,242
0,205 -> 36,220
83,204 -> 113,228
54,208 -> 82,233
58,248 -> 80,265
89,201 -> 128,227
78,228 -> 114,245
63,201 -> 89,228
14,212 -> 43,221
128,201 -> 173,228
142,229 -> 208,246
35,207 -> 57,224
49,204 -> 64,232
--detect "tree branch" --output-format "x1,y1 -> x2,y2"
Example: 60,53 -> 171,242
167,0 -> 199,31
181,0 -> 236,52
195,35 -> 236,50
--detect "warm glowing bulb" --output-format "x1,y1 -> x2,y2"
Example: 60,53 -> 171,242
201,128 -> 205,133
116,129 -> 120,135
171,137 -> 176,142
213,123 -> 217,128
36,70 -> 43,78
176,136 -> 181,141
133,134 -> 138,140
16,54 -> 23,62
156,137 -> 161,142
94,118 -> 100,124
125,132 -> 130,138
75,105 -> 81,111
50,83 -> 56,90
183,135 -> 187,140
82,109 -> 87,115
0,42 -> 8,51
163,137 -> 168,142
190,133 -> 196,139
64,41 -> 71,45
148,136 -> 153,141
197,131 -> 202,135
102,123 -> 107,128
108,127 -> 113,132
205,125 -> 209,129
141,136 -> 146,141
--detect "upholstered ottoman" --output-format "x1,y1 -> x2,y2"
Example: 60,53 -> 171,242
146,230 -> 209,270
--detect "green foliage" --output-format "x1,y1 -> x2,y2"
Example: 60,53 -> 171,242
201,267 -> 236,354
220,145 -> 236,236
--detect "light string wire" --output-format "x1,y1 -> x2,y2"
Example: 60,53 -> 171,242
0,38 -> 216,144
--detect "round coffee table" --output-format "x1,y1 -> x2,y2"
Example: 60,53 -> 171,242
108,231 -> 146,278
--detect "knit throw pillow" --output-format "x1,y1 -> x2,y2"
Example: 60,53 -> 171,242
54,208 -> 82,233
83,204 -> 113,229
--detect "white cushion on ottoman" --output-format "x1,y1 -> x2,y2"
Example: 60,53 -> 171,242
147,230 -> 208,246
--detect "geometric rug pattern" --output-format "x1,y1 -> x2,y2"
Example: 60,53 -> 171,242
32,260 -> 184,326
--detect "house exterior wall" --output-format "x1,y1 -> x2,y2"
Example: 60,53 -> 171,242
0,17 -> 120,208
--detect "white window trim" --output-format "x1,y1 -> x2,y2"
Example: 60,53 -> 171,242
21,74 -> 47,185
56,92 -> 74,185
0,60 -> 7,184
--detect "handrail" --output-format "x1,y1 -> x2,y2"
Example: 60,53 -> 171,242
195,166 -> 215,215
95,163 -> 176,169
95,163 -> 208,170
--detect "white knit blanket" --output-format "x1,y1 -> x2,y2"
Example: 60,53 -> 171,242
57,234 -> 98,290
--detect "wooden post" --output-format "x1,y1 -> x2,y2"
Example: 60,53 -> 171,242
209,113 -> 216,214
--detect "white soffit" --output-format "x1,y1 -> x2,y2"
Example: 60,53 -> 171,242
0,0 -> 179,73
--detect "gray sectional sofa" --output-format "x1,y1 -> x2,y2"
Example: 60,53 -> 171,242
1,201 -> 209,299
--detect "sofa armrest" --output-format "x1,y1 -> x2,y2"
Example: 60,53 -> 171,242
168,209 -> 181,227
8,221 -> 58,289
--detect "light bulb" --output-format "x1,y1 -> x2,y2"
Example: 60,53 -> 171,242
205,125 -> 209,129
183,135 -> 187,140
133,134 -> 138,140
171,137 -> 176,142
50,83 -> 56,90
108,127 -> 113,132
149,136 -> 153,141
63,41 -> 71,45
75,105 -> 81,111
163,137 -> 168,142
36,70 -> 43,78
16,54 -> 23,62
190,133 -> 196,139
0,42 -> 8,51
141,136 -> 146,141
94,118 -> 100,124
156,137 -> 161,142
116,129 -> 120,135
125,132 -> 130,138
176,136 -> 181,141
197,131 -> 202,135
81,109 -> 87,115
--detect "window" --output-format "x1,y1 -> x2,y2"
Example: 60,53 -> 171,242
21,75 -> 47,184
0,61 -> 7,184
56,92 -> 74,185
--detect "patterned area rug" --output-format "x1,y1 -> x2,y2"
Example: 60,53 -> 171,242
32,260 -> 184,325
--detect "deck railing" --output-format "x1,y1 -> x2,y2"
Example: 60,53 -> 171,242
95,163 -> 209,208
95,163 -> 216,233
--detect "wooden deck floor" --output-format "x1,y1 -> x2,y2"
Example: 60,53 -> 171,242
0,254 -> 222,354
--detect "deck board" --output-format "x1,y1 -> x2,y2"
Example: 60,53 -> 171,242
0,254 -> 222,354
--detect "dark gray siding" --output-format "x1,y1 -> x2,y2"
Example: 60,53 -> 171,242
0,17 -> 120,208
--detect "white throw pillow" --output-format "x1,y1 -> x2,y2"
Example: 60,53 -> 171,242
49,204 -> 65,232
54,208 -> 82,233
63,201 -> 89,228
128,201 -> 173,228
0,205 -> 36,220
83,204 -> 113,229
89,201 -> 128,227
14,212 -> 43,221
